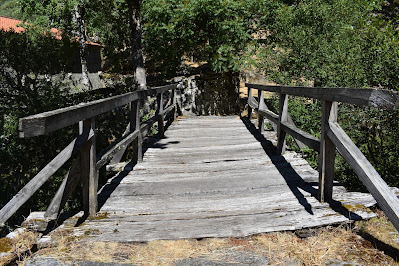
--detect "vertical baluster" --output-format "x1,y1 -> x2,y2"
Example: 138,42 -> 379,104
248,87 -> 253,119
157,92 -> 165,138
318,101 -> 338,202
277,94 -> 288,154
172,87 -> 177,120
131,100 -> 143,163
258,89 -> 265,133
80,118 -> 98,216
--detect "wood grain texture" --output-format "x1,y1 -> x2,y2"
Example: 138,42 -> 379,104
96,129 -> 140,169
318,101 -> 337,202
0,129 -> 94,225
280,121 -> 320,152
277,94 -> 288,154
68,116 -> 377,242
246,83 -> 399,109
45,157 -> 82,219
327,121 -> 399,232
19,84 -> 177,138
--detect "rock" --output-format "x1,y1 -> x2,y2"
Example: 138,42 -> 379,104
174,249 -> 269,266
25,257 -> 71,266
77,261 -> 136,266
37,236 -> 52,249
325,259 -> 358,266
6,228 -> 26,239
25,257 -> 137,266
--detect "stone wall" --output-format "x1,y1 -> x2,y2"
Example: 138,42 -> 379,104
171,72 -> 240,116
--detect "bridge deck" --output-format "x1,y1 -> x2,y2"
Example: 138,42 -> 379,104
78,116 -> 376,242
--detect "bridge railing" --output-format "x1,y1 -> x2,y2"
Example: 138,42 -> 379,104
246,83 -> 399,232
0,84 -> 179,225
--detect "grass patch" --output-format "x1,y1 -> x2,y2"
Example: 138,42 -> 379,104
12,212 -> 398,265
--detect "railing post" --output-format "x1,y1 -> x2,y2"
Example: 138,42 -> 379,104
318,101 -> 338,202
277,94 -> 288,154
258,90 -> 265,133
157,91 -> 165,138
248,87 -> 253,119
80,118 -> 98,216
131,100 -> 143,163
172,88 -> 177,120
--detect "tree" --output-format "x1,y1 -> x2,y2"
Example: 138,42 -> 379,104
256,0 -> 399,90
127,0 -> 146,89
255,0 -> 399,191
142,0 -> 261,75
19,0 -> 93,90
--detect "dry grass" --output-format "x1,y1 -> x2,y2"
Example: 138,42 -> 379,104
15,218 -> 396,266
253,226 -> 394,265
0,230 -> 39,265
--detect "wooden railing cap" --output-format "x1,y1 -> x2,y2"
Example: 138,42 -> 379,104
246,83 -> 399,110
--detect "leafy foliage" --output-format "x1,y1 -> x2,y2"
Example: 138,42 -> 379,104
0,28 -> 79,230
142,0 -> 258,75
0,0 -> 21,18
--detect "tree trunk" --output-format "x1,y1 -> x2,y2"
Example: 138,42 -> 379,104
127,0 -> 147,90
74,4 -> 91,91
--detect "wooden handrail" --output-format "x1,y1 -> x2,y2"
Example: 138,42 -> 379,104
247,84 -> 399,109
0,84 -> 180,225
245,83 -> 399,232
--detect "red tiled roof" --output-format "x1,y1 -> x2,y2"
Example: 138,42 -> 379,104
0,15 -> 25,33
0,15 -> 103,47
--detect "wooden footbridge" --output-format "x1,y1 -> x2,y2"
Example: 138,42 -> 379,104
1,82 -> 399,242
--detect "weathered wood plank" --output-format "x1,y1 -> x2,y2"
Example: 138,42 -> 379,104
157,92 -> 165,138
131,100 -> 143,163
96,129 -> 140,169
327,121 -> 399,231
19,94 -> 140,138
318,101 -> 337,202
246,83 -> 399,109
280,121 -> 321,152
50,116 -> 379,242
258,108 -> 279,125
0,129 -> 94,225
80,119 -> 98,216
45,157 -> 82,219
155,84 -> 177,94
19,84 -> 177,138
277,94 -> 288,154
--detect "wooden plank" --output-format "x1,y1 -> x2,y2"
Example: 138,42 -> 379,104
19,92 -> 140,138
80,119 -> 98,216
18,84 -> 176,138
247,87 -> 253,118
277,94 -> 288,154
280,121 -> 321,152
109,123 -> 131,165
96,129 -> 140,169
327,121 -> 399,231
256,97 -> 306,150
172,88 -> 177,120
248,95 -> 258,110
140,114 -> 157,138
318,101 -> 337,202
45,157 -> 82,219
131,100 -> 143,164
258,108 -> 278,125
157,92 -> 165,138
246,83 -> 399,109
163,104 -> 175,118
258,91 -> 265,133
155,84 -> 177,94
50,116 -> 379,242
0,129 -> 94,225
